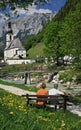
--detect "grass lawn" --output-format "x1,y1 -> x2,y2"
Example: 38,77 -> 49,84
0,79 -> 38,92
0,79 -> 81,104
0,88 -> 81,130
27,42 -> 45,58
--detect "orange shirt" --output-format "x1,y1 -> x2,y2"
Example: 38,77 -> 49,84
36,88 -> 48,105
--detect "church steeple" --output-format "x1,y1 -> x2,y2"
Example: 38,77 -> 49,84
6,21 -> 13,47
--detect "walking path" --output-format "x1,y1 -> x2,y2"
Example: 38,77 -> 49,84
0,84 -> 35,96
0,84 -> 81,117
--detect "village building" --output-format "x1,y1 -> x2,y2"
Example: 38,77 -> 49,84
4,21 -> 35,65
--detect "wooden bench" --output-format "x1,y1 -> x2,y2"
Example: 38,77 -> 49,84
22,94 -> 68,111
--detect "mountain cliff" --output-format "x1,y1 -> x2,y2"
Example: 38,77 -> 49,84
0,12 -> 55,42
26,0 -> 81,60
0,12 -> 55,58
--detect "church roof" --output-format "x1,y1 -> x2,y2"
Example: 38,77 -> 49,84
5,38 -> 25,50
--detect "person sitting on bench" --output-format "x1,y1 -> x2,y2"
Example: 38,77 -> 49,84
48,82 -> 65,108
36,82 -> 48,105
49,82 -> 65,96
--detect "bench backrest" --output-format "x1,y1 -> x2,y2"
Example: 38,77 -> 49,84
22,94 -> 67,110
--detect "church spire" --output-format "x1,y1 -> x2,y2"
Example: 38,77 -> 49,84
6,20 -> 13,47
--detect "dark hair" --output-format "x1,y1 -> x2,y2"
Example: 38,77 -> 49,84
41,82 -> 46,89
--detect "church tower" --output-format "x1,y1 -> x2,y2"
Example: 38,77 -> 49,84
6,21 -> 13,47
4,20 -> 27,64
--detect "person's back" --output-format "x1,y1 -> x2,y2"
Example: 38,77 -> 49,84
49,83 -> 64,96
36,82 -> 48,105
49,88 -> 63,95
48,83 -> 65,106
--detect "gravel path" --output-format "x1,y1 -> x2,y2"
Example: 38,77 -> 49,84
0,84 -> 81,116
0,84 -> 35,96
67,104 -> 81,116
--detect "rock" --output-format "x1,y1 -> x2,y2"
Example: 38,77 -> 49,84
0,12 -> 55,47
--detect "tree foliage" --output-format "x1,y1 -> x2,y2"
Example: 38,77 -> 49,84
59,2 -> 81,67
43,21 -> 64,64
54,0 -> 80,21
24,33 -> 43,51
43,0 -> 81,67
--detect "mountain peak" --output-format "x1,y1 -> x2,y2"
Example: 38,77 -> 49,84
0,12 -> 55,51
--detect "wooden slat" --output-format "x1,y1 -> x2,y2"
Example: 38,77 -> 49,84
22,94 -> 67,111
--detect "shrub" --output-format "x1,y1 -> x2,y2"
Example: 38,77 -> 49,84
59,71 -> 72,82
76,74 -> 81,83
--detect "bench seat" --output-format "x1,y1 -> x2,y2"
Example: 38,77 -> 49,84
22,94 -> 68,111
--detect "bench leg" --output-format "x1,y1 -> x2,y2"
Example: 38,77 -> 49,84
59,104 -> 63,109
55,104 -> 57,111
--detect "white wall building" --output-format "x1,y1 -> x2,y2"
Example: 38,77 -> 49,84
4,21 -> 35,64
4,38 -> 26,60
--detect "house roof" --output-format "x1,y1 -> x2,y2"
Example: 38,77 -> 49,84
5,38 -> 25,50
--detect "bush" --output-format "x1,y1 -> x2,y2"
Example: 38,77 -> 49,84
59,71 -> 72,82
76,74 -> 81,83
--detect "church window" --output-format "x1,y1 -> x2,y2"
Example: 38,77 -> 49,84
16,50 -> 17,54
10,35 -> 12,41
8,22 -> 11,28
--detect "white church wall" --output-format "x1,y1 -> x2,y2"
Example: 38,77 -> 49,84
4,48 -> 26,61
4,48 -> 18,60
6,59 -> 35,65
17,50 -> 26,58
4,21 -> 27,64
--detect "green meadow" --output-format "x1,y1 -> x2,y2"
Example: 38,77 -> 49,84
0,88 -> 81,130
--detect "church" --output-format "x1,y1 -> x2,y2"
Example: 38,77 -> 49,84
4,21 -> 34,65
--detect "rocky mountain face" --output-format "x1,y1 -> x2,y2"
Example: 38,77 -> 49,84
0,12 -> 55,44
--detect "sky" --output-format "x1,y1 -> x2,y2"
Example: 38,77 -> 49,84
26,0 -> 66,15
0,0 -> 66,14
0,0 -> 66,26
36,0 -> 66,12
